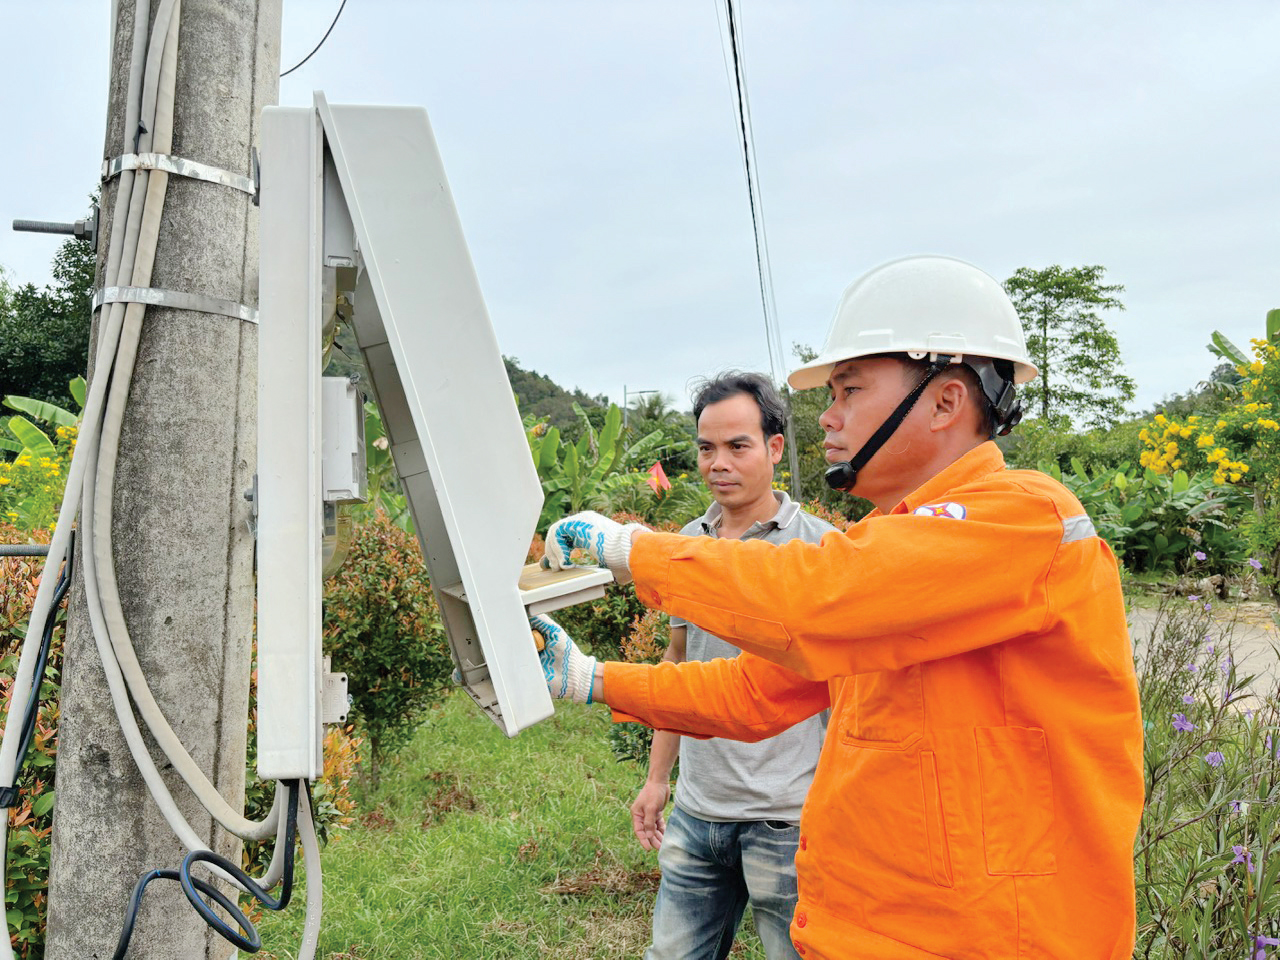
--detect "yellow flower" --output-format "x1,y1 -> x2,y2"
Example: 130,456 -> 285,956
1197,434 -> 1215,448
1165,441 -> 1178,455
1230,472 -> 1242,482
1154,414 -> 1168,425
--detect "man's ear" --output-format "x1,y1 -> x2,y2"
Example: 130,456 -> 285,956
930,378 -> 970,433
768,432 -> 785,464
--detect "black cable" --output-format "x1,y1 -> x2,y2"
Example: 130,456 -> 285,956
15,542 -> 74,770
0,531 -> 74,809
723,0 -> 778,379
280,0 -> 349,78
112,869 -> 236,960
112,780 -> 301,959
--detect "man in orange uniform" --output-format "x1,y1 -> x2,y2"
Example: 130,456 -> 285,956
534,255 -> 1143,960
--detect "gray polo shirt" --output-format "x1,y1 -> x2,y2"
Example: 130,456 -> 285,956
670,491 -> 835,824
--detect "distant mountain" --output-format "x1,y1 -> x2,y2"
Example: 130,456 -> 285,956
504,357 -> 607,434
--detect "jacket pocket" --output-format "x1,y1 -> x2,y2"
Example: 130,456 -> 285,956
919,751 -> 954,887
840,665 -> 923,750
974,726 -> 1057,875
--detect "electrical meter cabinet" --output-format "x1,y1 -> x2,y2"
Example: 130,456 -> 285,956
256,95 -> 610,781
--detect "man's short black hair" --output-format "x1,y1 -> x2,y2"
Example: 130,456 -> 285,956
691,371 -> 787,439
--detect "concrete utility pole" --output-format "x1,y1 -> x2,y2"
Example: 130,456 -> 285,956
47,2 -> 282,957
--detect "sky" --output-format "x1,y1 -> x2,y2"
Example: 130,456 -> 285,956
3,1 -> 1278,418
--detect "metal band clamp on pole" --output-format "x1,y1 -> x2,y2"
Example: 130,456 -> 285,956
102,153 -> 257,197
92,286 -> 259,324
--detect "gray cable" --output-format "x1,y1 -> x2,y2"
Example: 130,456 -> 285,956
0,546 -> 50,557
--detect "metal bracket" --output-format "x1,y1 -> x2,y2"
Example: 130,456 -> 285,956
92,285 -> 259,324
321,657 -> 350,726
102,152 -> 257,197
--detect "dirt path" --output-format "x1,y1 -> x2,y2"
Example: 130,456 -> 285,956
1128,600 -> 1280,688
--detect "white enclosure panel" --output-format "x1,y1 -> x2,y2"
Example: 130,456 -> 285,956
321,377 -> 367,504
256,106 -> 325,780
318,96 -> 554,735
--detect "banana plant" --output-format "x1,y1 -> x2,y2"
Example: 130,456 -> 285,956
524,402 -> 668,530
2,376 -> 85,456
1207,308 -> 1279,366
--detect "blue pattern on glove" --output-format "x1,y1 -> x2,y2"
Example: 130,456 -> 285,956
553,518 -> 605,564
531,614 -> 593,703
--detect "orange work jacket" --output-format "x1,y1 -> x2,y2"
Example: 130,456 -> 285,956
604,443 -> 1143,960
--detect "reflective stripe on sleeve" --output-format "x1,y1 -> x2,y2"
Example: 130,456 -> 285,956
1061,514 -> 1097,544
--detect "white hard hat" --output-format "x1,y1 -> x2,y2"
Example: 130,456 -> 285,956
788,255 -> 1038,391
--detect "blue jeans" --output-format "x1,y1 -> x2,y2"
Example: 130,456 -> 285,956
645,805 -> 802,960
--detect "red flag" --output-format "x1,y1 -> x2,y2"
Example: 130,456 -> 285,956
646,461 -> 671,492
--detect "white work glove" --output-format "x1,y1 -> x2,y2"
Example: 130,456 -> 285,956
542,510 -> 647,584
530,614 -> 597,704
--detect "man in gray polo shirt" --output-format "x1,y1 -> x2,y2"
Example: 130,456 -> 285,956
631,372 -> 835,960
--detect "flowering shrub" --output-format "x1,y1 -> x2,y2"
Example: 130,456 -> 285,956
1134,570 -> 1280,957
1139,337 -> 1280,597
0,427 -> 75,535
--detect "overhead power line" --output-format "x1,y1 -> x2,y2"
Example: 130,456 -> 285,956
281,0 -> 348,78
715,0 -> 803,497
719,0 -> 785,385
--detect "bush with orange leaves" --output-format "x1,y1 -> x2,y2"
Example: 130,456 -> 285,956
0,525 -> 57,959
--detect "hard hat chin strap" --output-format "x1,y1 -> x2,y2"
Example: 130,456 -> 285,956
824,356 -> 954,492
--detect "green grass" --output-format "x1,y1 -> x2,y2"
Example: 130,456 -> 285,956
255,691 -> 768,959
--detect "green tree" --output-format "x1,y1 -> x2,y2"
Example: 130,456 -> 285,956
1004,265 -> 1135,429
0,239 -> 95,410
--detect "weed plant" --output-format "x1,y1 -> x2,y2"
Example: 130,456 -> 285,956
1134,586 -> 1280,957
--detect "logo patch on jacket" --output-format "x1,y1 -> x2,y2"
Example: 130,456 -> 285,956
913,502 -> 967,520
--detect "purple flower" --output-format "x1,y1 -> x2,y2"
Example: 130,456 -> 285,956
1255,934 -> 1280,960
1205,602 -> 1213,612
1187,663 -> 1198,673
1206,645 -> 1215,654
1194,550 -> 1207,561
1205,751 -> 1225,767
1245,708 -> 1254,720
1173,713 -> 1195,732
1232,845 -> 1255,872
1183,694 -> 1195,704
1248,557 -> 1263,570
1231,800 -> 1243,813
1188,595 -> 1200,602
